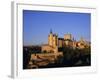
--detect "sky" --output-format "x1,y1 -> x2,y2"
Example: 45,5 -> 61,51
23,10 -> 91,46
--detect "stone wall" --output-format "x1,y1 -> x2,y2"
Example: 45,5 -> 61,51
30,52 -> 63,61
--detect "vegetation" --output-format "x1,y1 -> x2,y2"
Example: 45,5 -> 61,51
23,46 -> 41,69
23,47 -> 31,69
58,46 -> 91,66
23,45 -> 91,69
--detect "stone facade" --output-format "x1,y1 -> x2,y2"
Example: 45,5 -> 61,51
48,30 -> 58,48
42,30 -> 89,52
41,44 -> 54,53
64,34 -> 72,40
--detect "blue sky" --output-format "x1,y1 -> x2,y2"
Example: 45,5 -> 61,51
23,10 -> 91,46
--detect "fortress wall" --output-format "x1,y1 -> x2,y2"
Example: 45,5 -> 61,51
30,52 -> 63,60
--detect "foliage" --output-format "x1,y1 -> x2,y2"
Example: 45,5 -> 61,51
58,46 -> 91,66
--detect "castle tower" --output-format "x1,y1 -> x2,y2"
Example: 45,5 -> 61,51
48,29 -> 53,46
53,34 -> 58,48
48,29 -> 58,48
64,34 -> 72,40
64,34 -> 72,46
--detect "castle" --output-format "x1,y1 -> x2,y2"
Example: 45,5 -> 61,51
29,29 -> 90,68
42,29 -> 90,53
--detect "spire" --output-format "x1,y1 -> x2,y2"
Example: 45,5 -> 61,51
50,29 -> 52,34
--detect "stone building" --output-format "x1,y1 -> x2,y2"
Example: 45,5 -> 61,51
42,29 -> 89,53
48,29 -> 58,48
42,29 -> 58,53
28,30 -> 90,68
64,34 -> 72,40
41,44 -> 54,53
58,38 -> 64,47
42,30 -> 74,53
